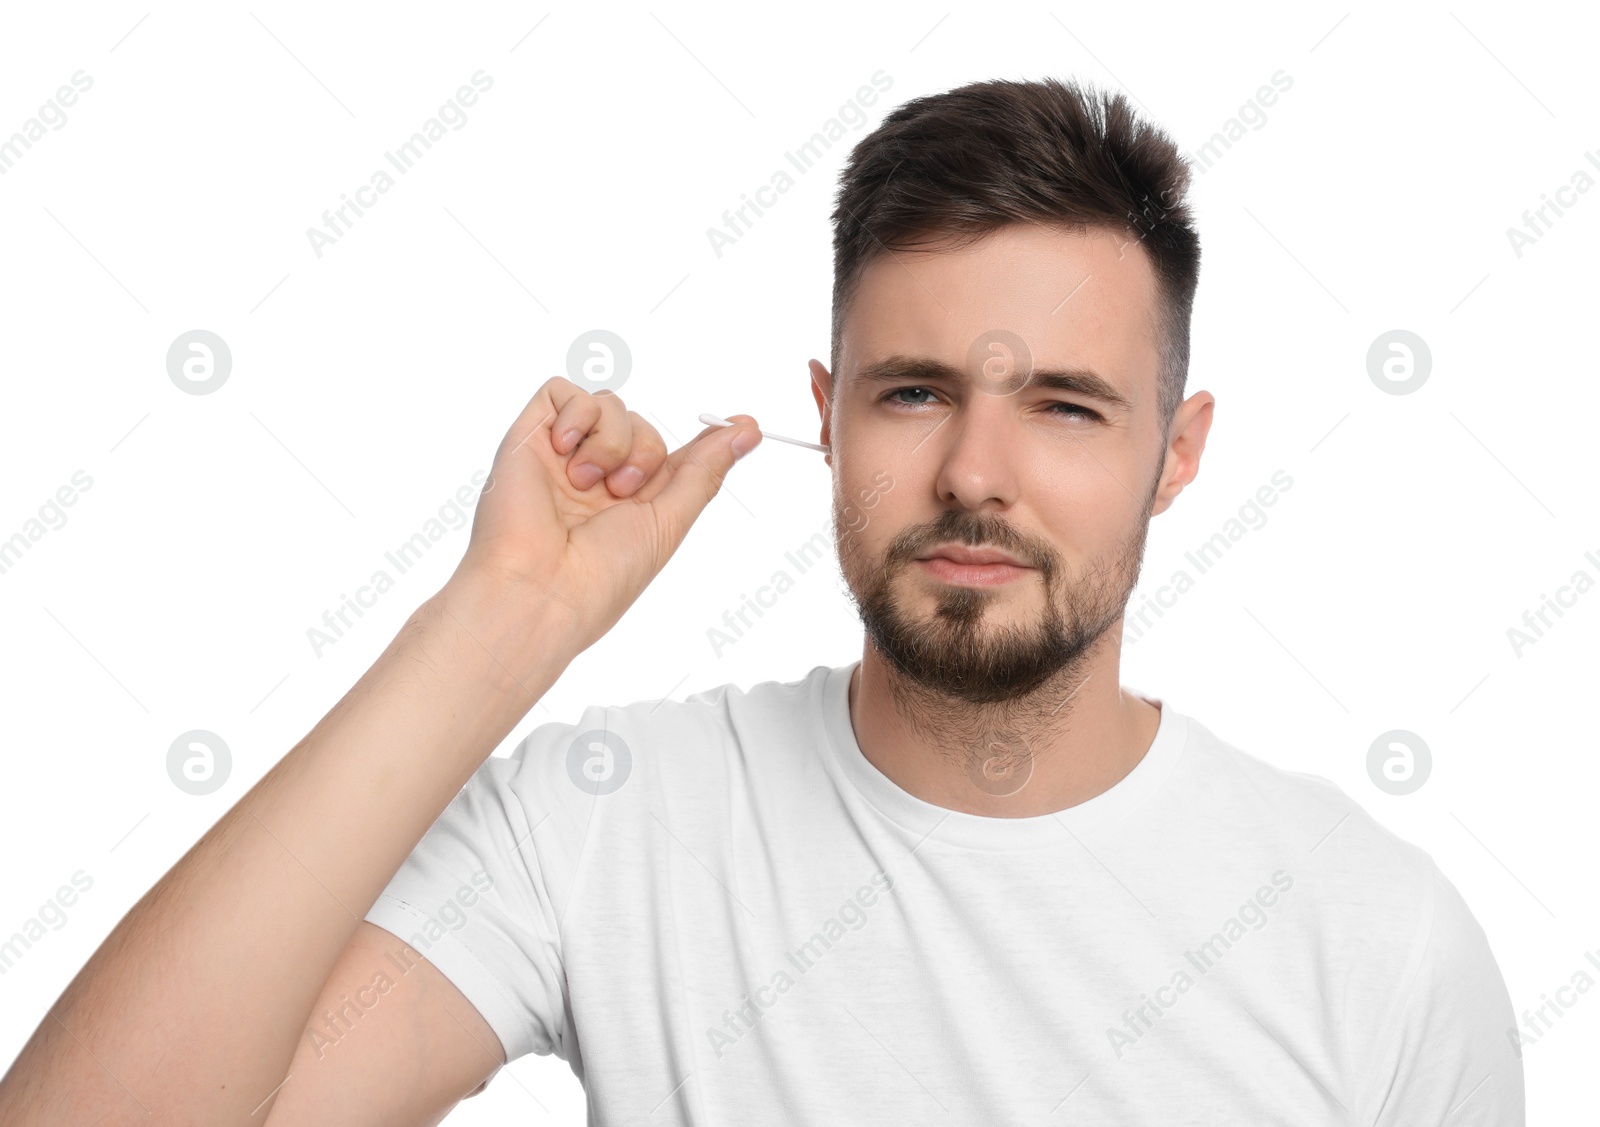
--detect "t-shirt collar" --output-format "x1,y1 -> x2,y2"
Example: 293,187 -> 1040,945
818,661 -> 1188,851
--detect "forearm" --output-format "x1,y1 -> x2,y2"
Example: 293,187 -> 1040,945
0,574 -> 572,1125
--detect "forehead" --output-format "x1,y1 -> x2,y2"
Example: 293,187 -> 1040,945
839,224 -> 1162,402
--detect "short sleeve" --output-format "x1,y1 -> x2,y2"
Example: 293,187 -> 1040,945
1361,864 -> 1525,1126
363,726 -> 584,1064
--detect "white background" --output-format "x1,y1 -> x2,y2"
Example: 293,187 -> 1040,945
1,1 -> 1594,1121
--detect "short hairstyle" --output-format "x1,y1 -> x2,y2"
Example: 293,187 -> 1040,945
829,77 -> 1201,436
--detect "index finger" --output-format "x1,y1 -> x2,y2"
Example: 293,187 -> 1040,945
631,414 -> 760,504
496,377 -> 591,461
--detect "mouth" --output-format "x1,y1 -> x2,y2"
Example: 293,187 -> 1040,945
914,544 -> 1027,567
912,544 -> 1034,587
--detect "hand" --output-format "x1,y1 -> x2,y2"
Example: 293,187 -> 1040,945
450,378 -> 761,651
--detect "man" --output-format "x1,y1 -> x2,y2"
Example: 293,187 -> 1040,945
0,77 -> 1521,1124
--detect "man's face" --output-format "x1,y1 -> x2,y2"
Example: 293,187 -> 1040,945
814,223 -> 1169,705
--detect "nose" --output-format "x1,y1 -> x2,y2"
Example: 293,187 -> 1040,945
932,395 -> 1021,512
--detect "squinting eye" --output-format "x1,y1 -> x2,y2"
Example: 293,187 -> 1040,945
884,387 -> 938,406
1049,402 -> 1101,420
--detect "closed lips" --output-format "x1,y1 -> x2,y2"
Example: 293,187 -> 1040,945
916,546 -> 1027,567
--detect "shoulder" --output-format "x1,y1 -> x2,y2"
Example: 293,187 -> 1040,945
512,661 -> 836,755
487,662 -> 840,812
1164,708 -> 1511,1023
1169,710 -> 1443,903
421,664 -> 838,908
1167,710 -> 1517,1094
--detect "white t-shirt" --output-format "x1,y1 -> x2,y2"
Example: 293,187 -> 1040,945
364,662 -> 1523,1124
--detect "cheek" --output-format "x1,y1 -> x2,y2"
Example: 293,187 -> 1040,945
840,399 -> 928,463
834,468 -> 904,550
1022,453 -> 1140,547
1027,439 -> 1139,506
835,478 -> 876,538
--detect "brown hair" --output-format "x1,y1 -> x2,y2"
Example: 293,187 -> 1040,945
829,77 -> 1200,435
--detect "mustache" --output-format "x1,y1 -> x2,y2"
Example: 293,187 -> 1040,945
883,510 -> 1056,576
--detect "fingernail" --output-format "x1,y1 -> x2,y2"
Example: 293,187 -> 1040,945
570,462 -> 604,489
731,429 -> 760,460
559,427 -> 581,452
610,465 -> 645,493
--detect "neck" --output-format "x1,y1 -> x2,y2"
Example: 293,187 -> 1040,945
848,626 -> 1160,818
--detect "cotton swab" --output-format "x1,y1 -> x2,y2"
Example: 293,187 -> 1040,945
698,413 -> 829,453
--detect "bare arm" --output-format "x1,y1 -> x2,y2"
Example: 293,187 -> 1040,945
0,573 -> 563,1124
0,379 -> 760,1124
261,921 -> 503,1127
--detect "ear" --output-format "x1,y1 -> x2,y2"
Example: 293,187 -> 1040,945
808,359 -> 834,468
1150,391 -> 1215,517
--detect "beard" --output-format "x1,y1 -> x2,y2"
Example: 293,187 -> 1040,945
836,487 -> 1157,708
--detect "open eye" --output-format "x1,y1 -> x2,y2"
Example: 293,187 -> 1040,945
882,386 -> 939,407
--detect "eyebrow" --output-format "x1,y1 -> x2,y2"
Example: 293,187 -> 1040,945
853,354 -> 1136,413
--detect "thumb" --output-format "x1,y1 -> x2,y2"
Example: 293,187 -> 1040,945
651,415 -> 761,546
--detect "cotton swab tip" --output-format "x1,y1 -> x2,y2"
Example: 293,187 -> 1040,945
696,412 -> 829,453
